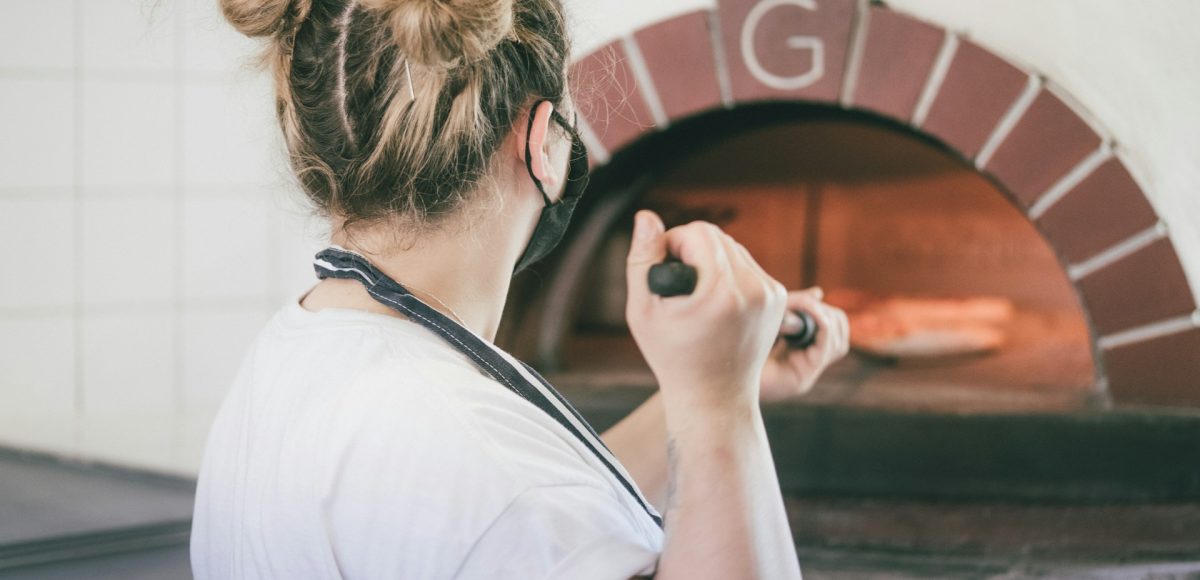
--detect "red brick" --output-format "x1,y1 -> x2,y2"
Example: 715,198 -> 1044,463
716,0 -> 857,104
986,91 -> 1102,207
1076,238 -> 1196,335
1037,158 -> 1159,264
852,7 -> 945,122
920,39 -> 1027,159
633,11 -> 723,121
571,42 -> 657,153
1105,327 -> 1200,407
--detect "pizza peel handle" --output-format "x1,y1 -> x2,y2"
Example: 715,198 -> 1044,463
646,259 -> 819,349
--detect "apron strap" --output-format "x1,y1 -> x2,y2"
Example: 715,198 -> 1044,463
313,246 -> 664,530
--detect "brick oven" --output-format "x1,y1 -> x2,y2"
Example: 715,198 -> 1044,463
498,1 -> 1200,409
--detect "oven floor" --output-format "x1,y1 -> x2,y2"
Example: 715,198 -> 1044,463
556,309 -> 1097,415
804,308 -> 1097,414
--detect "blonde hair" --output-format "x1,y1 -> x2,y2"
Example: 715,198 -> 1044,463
221,0 -> 572,236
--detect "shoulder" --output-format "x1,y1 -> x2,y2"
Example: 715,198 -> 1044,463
239,305 -> 604,491
320,343 -> 655,577
335,338 -> 610,491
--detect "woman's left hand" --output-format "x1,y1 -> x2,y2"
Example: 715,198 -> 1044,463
759,287 -> 850,403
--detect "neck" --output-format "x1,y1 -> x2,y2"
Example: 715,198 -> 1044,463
303,143 -> 545,343
335,232 -> 510,342
323,206 -> 534,342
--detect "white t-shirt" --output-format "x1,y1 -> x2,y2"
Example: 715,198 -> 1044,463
191,295 -> 664,579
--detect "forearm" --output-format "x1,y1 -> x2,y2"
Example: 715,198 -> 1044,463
600,391 -> 670,513
655,404 -> 801,580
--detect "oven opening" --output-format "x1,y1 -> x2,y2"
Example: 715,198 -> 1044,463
503,103 -> 1098,414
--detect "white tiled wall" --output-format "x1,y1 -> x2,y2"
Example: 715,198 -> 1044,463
0,1 -> 77,70
0,0 -> 327,476
0,79 -> 76,189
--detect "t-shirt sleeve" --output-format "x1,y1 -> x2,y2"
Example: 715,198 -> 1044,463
453,484 -> 661,580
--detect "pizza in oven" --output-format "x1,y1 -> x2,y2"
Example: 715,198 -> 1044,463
827,291 -> 1014,361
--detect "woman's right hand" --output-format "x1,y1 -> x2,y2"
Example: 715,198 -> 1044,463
625,210 -> 788,418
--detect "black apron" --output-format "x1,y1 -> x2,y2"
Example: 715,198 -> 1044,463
313,246 -> 664,530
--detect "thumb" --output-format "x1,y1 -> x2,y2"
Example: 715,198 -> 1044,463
625,210 -> 667,301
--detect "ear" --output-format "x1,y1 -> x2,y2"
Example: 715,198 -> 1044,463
518,100 -> 562,189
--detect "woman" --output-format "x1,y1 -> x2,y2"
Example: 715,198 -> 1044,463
191,0 -> 849,578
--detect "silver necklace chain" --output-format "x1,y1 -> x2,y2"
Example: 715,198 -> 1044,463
403,283 -> 469,328
325,245 -> 469,329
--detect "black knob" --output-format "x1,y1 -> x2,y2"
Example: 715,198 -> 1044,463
647,260 -> 697,297
784,311 -> 819,349
646,259 -> 818,350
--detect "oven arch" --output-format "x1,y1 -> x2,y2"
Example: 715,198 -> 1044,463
509,4 -> 1198,406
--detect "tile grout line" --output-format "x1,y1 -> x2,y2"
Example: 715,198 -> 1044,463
1,186 -> 155,198
1097,311 -> 1200,351
0,67 -> 200,82
0,305 -> 77,320
838,0 -> 871,108
974,74 -> 1041,170
706,7 -> 735,109
71,0 -> 86,459
0,68 -> 256,88
0,67 -> 75,80
261,36 -> 287,337
1027,143 -> 1113,220
619,35 -> 669,130
910,31 -> 957,128
8,301 -> 282,330
1068,221 -> 1167,281
171,1 -> 188,464
265,191 -> 283,314
0,297 -> 278,320
0,187 -> 75,198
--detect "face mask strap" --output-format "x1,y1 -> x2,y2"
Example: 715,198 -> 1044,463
524,100 -> 552,205
512,102 -> 590,274
524,100 -> 584,207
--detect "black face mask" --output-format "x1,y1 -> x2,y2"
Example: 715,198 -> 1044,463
512,100 -> 590,274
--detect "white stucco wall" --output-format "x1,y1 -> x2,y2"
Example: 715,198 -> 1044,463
564,0 -> 1200,304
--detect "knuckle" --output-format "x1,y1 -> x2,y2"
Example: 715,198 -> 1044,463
770,280 -> 788,303
713,292 -> 740,316
734,246 -> 750,261
678,221 -> 712,243
736,240 -> 752,258
746,281 -> 766,303
701,222 -> 726,239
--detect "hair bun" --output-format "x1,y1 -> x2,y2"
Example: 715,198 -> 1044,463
221,0 -> 314,38
363,0 -> 515,67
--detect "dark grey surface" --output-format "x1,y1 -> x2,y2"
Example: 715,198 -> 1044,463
2,541 -> 1196,580
796,548 -> 1200,580
0,544 -> 191,580
3,403 -> 1200,578
0,450 -> 194,545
